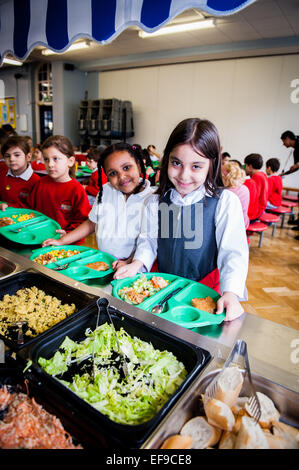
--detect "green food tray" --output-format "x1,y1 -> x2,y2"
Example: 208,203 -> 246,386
30,244 -> 116,281
111,273 -> 225,329
0,208 -> 61,245
78,166 -> 93,173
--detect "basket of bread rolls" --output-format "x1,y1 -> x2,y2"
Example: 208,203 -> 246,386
160,365 -> 299,450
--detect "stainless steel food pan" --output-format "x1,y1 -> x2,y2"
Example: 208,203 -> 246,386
142,367 -> 299,449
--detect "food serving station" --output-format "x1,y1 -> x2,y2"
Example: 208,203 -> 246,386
0,236 -> 298,449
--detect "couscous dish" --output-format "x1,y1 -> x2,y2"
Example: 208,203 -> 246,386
0,287 -> 76,338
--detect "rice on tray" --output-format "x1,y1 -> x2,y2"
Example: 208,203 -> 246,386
0,287 -> 76,338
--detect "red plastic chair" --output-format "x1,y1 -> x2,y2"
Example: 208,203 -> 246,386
282,200 -> 298,208
282,194 -> 298,202
246,221 -> 268,247
259,212 -> 280,236
282,200 -> 298,222
266,206 -> 292,228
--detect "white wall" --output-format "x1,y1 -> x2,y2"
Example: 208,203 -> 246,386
0,66 -> 34,138
99,54 -> 299,188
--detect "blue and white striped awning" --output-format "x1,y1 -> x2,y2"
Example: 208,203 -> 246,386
0,0 -> 256,64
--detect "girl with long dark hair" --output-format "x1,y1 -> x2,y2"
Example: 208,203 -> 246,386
114,119 -> 248,321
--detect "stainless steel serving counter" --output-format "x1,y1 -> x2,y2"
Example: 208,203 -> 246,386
0,240 -> 298,395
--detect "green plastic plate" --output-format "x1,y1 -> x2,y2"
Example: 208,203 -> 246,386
78,166 -> 93,173
30,244 -> 116,281
111,273 -> 225,328
0,208 -> 61,245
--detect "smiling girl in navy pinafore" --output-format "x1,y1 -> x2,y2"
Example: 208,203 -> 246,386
114,118 -> 249,322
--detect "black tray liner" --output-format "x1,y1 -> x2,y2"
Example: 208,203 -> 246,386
23,301 -> 211,448
0,271 -> 95,350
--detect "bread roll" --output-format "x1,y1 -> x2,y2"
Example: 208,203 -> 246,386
180,416 -> 222,449
234,416 -> 269,449
231,396 -> 250,414
160,434 -> 193,449
273,421 -> 299,444
245,392 -> 280,429
269,423 -> 299,449
218,431 -> 236,449
203,398 -> 235,431
206,366 -> 244,408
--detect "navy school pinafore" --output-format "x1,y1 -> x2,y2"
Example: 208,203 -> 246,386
156,190 -> 222,293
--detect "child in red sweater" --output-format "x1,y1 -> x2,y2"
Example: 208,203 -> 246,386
83,147 -> 107,205
0,136 -> 40,210
244,153 -> 268,221
26,135 -> 90,238
266,158 -> 282,209
30,145 -> 46,171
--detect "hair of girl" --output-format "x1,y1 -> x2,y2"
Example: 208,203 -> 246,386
1,135 -> 31,157
97,142 -> 146,203
41,135 -> 75,178
222,161 -> 246,187
157,118 -> 223,202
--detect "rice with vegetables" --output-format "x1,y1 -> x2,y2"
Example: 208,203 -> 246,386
0,287 -> 76,338
34,248 -> 80,265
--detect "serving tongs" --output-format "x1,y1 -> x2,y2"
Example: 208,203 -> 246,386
10,321 -> 27,345
205,339 -> 261,424
92,298 -> 128,380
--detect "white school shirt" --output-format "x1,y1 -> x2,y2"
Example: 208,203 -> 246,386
7,164 -> 34,180
88,179 -> 155,260
133,186 -> 249,300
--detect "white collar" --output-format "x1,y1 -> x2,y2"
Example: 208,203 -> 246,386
169,185 -> 209,206
7,164 -> 33,181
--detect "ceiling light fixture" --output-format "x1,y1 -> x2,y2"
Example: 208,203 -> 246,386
41,41 -> 91,56
2,57 -> 23,66
138,19 -> 215,38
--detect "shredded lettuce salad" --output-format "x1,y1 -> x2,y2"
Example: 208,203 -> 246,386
38,322 -> 187,425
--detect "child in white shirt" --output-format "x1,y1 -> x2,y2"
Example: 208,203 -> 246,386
42,143 -> 155,270
114,118 -> 249,321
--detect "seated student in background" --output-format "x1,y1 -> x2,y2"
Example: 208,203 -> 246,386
0,128 -> 8,173
266,158 -> 282,209
221,151 -> 231,166
1,124 -> 17,137
244,153 -> 268,221
222,161 -> 250,229
0,136 -> 40,210
147,144 -> 160,169
30,145 -> 46,171
84,147 -> 107,206
142,148 -> 156,186
26,135 -> 90,238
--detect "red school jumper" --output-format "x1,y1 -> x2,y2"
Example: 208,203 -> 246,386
85,169 -> 107,197
26,176 -> 90,232
251,171 -> 268,218
243,178 -> 258,221
267,174 -> 282,207
0,170 -> 40,207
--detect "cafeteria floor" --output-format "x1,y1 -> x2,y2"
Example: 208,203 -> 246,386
83,217 -> 299,331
